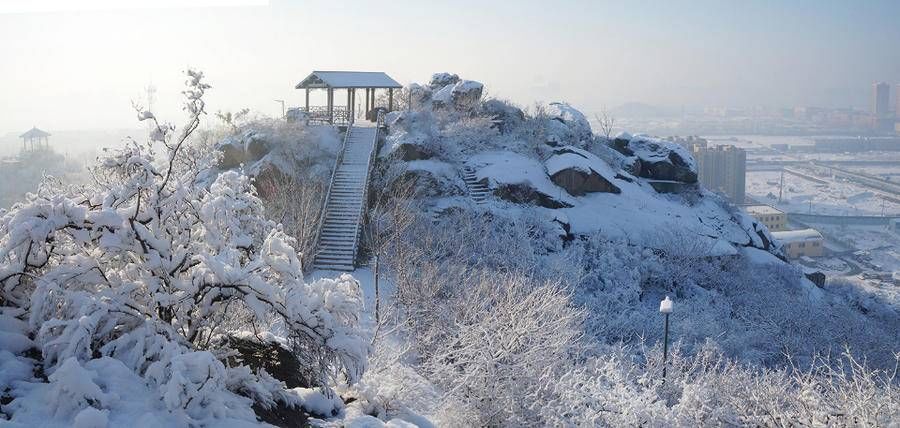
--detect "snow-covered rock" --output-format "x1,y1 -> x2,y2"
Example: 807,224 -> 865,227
611,134 -> 698,184
547,102 -> 593,143
429,72 -> 460,89
545,146 -> 622,196
481,99 -> 525,134
432,80 -> 484,109
388,160 -> 467,198
471,152 -> 573,209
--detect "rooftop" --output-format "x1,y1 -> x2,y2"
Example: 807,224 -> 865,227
295,71 -> 402,89
742,204 -> 784,216
771,228 -> 823,243
19,127 -> 51,139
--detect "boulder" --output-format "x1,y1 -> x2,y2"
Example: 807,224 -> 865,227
392,142 -> 433,161
545,146 -> 621,196
217,131 -> 270,169
432,80 -> 484,110
429,72 -> 460,89
610,135 -> 698,184
221,335 -> 311,388
547,102 -> 593,143
388,160 -> 466,198
481,99 -> 525,134
494,182 -> 572,209
285,108 -> 308,123
471,152 -> 574,209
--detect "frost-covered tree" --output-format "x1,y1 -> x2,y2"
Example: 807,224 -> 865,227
0,70 -> 367,425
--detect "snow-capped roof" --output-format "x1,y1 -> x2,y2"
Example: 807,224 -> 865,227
771,228 -> 823,243
20,127 -> 51,139
295,71 -> 402,89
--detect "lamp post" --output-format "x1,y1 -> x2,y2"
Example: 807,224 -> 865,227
659,295 -> 673,381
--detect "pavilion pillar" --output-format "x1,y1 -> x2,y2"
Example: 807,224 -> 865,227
327,87 -> 334,124
347,89 -> 352,123
364,89 -> 370,117
388,88 -> 394,112
350,89 -> 356,123
305,88 -> 310,111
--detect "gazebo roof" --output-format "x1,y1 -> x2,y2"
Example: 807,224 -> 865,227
20,127 -> 51,139
296,71 -> 402,89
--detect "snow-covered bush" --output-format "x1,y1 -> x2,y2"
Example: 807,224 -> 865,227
0,70 -> 367,425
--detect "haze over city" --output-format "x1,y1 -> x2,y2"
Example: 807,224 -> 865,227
1,0 -> 900,133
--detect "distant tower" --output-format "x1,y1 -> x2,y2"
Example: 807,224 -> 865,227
873,82 -> 891,131
896,84 -> 900,119
144,84 -> 157,132
19,127 -> 51,152
873,82 -> 890,117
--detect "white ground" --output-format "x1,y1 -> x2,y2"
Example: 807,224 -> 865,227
746,170 -> 900,216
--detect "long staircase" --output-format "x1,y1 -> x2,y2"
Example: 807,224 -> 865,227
462,166 -> 490,205
312,125 -> 379,271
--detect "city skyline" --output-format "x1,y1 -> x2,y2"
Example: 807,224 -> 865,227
1,0 -> 900,134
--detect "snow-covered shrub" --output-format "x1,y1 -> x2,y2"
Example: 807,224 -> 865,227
0,70 -> 367,425
421,273 -> 583,427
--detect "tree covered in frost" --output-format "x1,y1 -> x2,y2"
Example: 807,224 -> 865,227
0,70 -> 367,425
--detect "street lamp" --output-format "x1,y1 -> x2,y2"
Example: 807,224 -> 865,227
659,295 -> 674,381
274,99 -> 286,119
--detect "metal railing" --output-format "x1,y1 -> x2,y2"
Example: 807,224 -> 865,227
308,125 -> 352,271
297,106 -> 352,126
351,110 -> 385,266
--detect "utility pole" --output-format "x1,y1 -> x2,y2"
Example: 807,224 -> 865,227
779,169 -> 784,203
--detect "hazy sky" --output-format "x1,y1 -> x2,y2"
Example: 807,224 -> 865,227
1,0 -> 899,134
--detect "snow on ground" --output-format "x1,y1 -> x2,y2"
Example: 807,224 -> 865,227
747,170 -> 900,216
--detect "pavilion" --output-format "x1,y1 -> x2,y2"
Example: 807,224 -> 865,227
295,71 -> 402,125
19,127 -> 51,151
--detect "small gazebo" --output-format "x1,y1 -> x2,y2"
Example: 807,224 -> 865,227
20,127 -> 51,151
295,71 -> 402,125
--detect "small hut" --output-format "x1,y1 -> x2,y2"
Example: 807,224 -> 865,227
295,71 -> 402,125
20,127 -> 51,151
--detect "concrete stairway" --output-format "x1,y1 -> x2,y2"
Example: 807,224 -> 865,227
313,125 -> 378,271
462,166 -> 490,204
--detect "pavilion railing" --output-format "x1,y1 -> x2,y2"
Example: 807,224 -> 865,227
297,106 -> 352,126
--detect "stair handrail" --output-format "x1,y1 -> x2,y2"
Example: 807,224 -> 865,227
309,125 -> 352,270
352,113 -> 384,266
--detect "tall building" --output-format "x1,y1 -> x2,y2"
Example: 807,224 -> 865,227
896,84 -> 900,120
874,82 -> 890,117
691,144 -> 746,203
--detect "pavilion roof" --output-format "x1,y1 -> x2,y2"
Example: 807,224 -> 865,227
296,71 -> 402,89
20,127 -> 51,139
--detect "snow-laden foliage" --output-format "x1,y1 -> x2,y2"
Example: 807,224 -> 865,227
0,70 -> 367,426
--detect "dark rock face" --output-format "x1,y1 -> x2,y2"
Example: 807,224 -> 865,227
648,180 -> 696,194
220,336 -> 314,427
223,335 -> 310,388
481,99 -> 525,134
611,138 -> 698,184
805,271 -> 827,288
218,133 -> 270,169
546,146 -> 621,196
389,168 -> 465,198
392,143 -> 433,161
550,169 -> 620,196
494,183 -> 573,209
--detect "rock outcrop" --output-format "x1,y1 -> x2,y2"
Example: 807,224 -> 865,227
611,134 -> 698,184
545,146 -> 621,195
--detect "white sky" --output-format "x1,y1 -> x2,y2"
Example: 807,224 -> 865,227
1,0 -> 899,136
